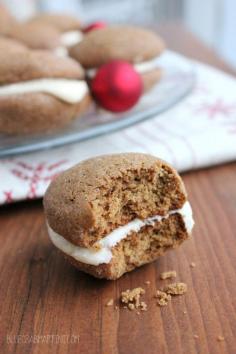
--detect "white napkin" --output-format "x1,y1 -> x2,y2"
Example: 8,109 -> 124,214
1,53 -> 236,204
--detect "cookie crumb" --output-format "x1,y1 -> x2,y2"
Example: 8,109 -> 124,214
164,282 -> 187,295
160,270 -> 177,280
190,262 -> 196,268
155,290 -> 171,306
140,301 -> 148,311
128,303 -> 135,311
217,336 -> 225,342
145,281 -> 151,286
106,299 -> 114,307
121,287 -> 146,311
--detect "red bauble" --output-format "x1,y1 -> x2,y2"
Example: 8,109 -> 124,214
83,21 -> 107,33
90,60 -> 143,113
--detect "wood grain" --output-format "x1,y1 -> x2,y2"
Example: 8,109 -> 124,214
1,26 -> 236,354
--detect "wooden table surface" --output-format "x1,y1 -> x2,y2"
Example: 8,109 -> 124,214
1,24 -> 236,354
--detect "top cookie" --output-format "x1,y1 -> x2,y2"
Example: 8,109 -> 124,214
28,13 -> 81,32
6,22 -> 61,50
0,49 -> 84,85
69,26 -> 165,69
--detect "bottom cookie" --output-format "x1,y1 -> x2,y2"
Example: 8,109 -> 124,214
0,92 -> 91,135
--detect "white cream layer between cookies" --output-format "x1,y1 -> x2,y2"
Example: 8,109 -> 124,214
0,79 -> 88,104
86,56 -> 161,78
54,30 -> 83,57
61,30 -> 83,47
47,201 -> 194,266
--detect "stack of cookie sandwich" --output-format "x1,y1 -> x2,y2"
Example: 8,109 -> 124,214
0,7 -> 166,134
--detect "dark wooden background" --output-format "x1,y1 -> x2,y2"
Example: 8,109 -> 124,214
1,25 -> 236,354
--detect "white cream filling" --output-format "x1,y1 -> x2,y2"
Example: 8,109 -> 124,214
54,31 -> 83,57
86,56 -> 161,78
47,201 -> 194,266
133,56 -> 161,74
60,30 -> 83,47
0,78 -> 88,104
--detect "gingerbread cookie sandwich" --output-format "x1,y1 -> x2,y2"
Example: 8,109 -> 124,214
44,153 -> 194,280
0,47 -> 89,134
28,13 -> 83,55
69,25 -> 165,92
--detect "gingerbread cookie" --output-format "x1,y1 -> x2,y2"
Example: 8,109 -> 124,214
5,22 -> 62,50
44,153 -> 194,280
0,46 -> 90,134
69,26 -> 165,91
29,13 -> 81,32
28,13 -> 83,55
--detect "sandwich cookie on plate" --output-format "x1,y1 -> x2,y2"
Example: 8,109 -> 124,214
0,45 -> 90,134
69,25 -> 165,92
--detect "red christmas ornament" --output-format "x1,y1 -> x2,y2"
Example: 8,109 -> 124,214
83,21 -> 107,33
90,60 -> 143,113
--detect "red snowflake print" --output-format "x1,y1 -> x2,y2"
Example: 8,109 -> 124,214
10,159 -> 68,199
193,98 -> 236,119
3,190 -> 13,203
